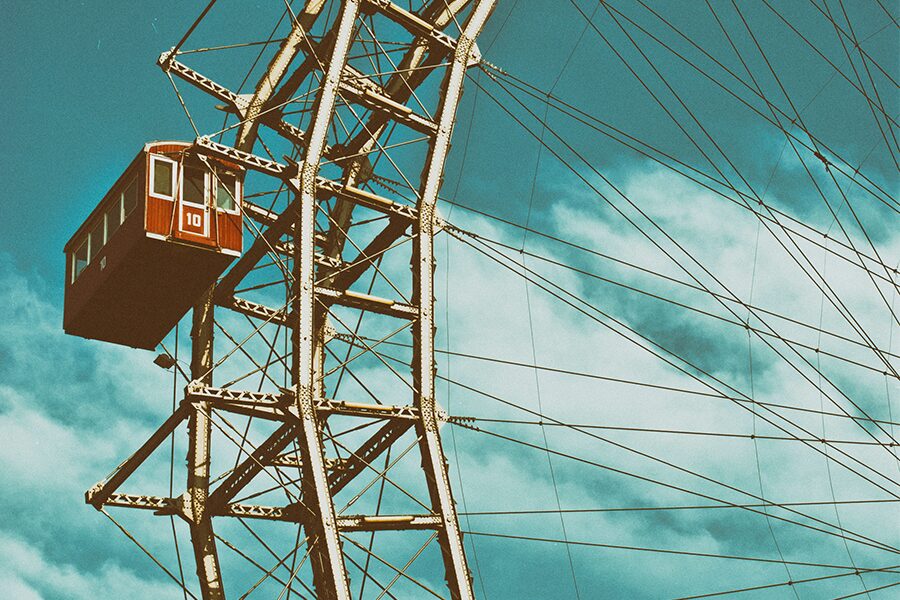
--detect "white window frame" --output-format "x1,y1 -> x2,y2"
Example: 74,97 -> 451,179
214,170 -> 241,215
105,196 -> 120,241
178,164 -> 210,238
180,164 -> 208,208
89,218 -> 105,262
72,238 -> 89,283
149,155 -> 177,200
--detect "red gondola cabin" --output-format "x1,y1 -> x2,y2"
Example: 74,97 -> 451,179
64,141 -> 243,349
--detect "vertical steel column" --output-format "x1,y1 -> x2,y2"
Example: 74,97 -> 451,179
411,2 -> 496,599
291,2 -> 361,599
187,286 -> 224,599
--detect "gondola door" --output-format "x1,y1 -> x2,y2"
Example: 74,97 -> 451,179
177,162 -> 211,243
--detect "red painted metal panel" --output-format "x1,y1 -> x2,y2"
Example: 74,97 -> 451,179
146,196 -> 175,237
64,140 -> 244,349
179,204 -> 208,238
217,211 -> 242,253
147,142 -> 192,155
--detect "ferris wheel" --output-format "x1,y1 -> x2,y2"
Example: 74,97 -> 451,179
73,1 -> 496,598
63,1 -> 900,599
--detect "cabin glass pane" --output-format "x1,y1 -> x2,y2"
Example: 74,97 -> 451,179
73,240 -> 88,281
123,179 -> 138,218
152,159 -> 174,197
216,172 -> 236,211
183,166 -> 205,206
89,219 -> 105,261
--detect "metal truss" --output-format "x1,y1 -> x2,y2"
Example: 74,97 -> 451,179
87,1 -> 496,598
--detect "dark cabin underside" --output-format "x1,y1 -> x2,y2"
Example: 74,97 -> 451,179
64,227 -> 232,350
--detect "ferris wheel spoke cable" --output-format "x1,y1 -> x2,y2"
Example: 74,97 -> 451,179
459,499 -> 899,516
376,532 -> 442,600
711,0 -> 890,262
482,70 -> 899,289
215,321 -> 284,390
807,0 -> 900,88
457,416 -> 895,446
461,529 -> 899,571
356,17 -> 433,119
100,508 -> 200,599
462,227 -> 900,374
167,324 -> 190,600
833,580 -> 900,600
513,6 -> 604,595
873,0 -> 900,28
357,442 -> 393,600
583,0 -> 900,386
817,243 -> 871,593
483,68 -> 899,281
342,551 -> 401,600
211,0 -> 300,146
443,380 -> 900,555
213,528 -> 303,597
325,321 -> 413,380
325,308 -> 420,395
332,255 -> 386,398
634,0 -> 898,131
449,229 -> 900,497
203,406 -> 304,502
595,0 -> 899,209
169,0 -> 218,58
365,337 -> 900,555
450,422 -> 900,557
841,580 -> 900,600
323,344 -> 387,406
442,199 -> 896,347
437,372 -> 900,555
341,535 -> 443,600
235,516 -> 299,581
336,333 -> 900,427
467,224 -> 900,483
623,0 -> 900,205
598,0 -> 896,218
238,514 -> 328,600
472,72 -> 900,456
470,81 -> 900,471
830,0 -> 900,165
676,563 -> 900,600
713,7 -> 900,587
472,71 -> 892,390
227,323 -> 285,475
718,0 -> 900,334
479,68 -> 899,290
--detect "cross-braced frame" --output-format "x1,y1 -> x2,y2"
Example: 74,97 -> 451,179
85,1 -> 496,598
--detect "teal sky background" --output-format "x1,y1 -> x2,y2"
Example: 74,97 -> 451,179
2,1 -> 899,598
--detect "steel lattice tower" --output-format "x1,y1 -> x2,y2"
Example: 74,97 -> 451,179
85,1 -> 496,598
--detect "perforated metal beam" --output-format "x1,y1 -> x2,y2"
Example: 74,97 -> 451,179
186,290 -> 224,599
290,2 -> 363,598
410,3 -> 496,598
93,3 -> 498,598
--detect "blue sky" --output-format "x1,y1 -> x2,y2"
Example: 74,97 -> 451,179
2,1 -> 899,598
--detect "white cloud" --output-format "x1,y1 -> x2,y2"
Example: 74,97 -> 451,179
0,155 -> 896,597
435,162 -> 899,595
0,531 -> 182,600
